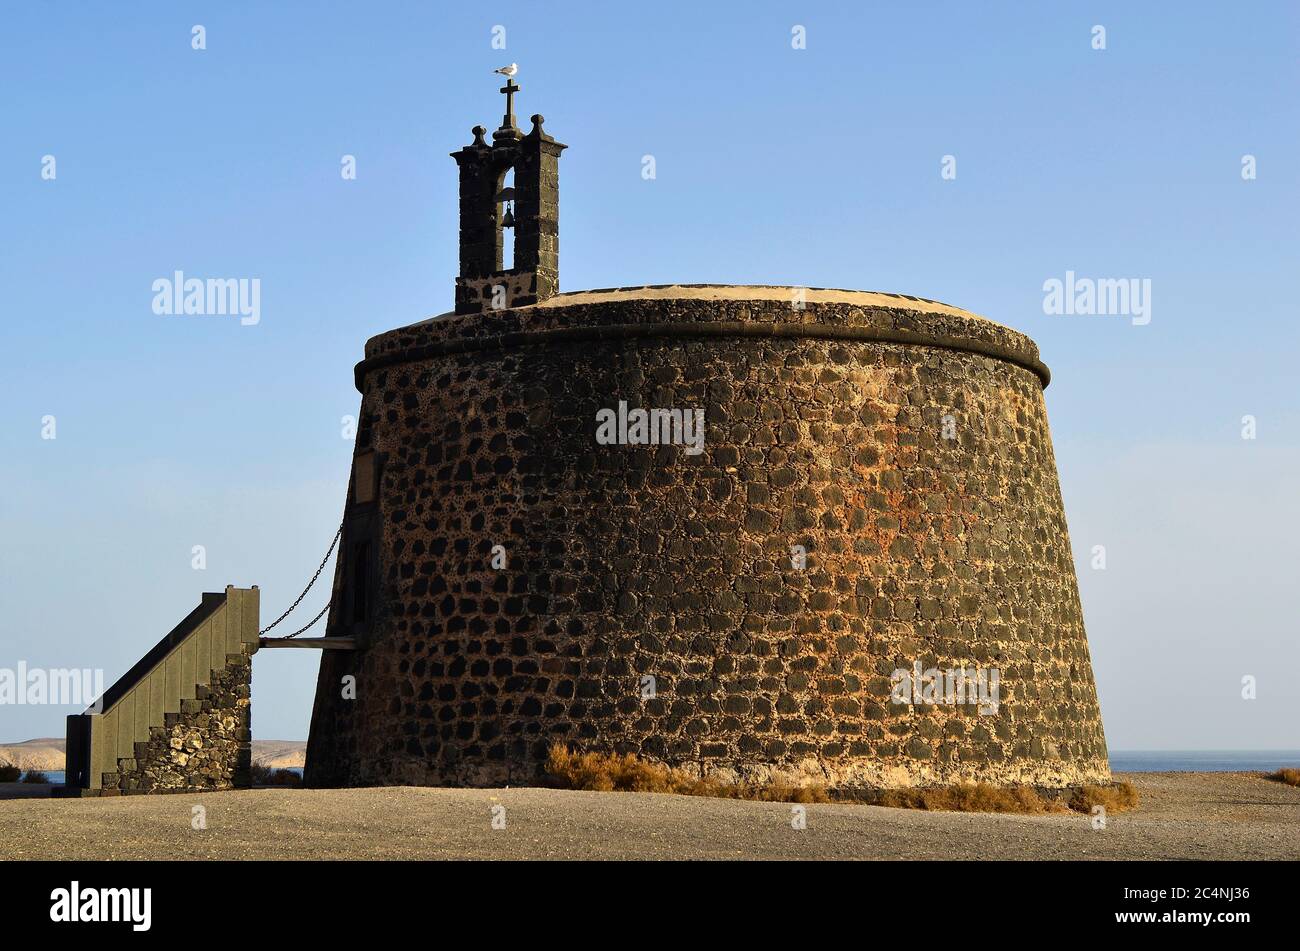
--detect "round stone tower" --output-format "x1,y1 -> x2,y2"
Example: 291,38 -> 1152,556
304,87 -> 1109,792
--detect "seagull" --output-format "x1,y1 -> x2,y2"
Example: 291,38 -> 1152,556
494,63 -> 518,78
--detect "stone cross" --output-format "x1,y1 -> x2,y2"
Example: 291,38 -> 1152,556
499,78 -> 520,132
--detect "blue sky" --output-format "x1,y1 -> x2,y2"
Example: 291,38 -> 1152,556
1,1 -> 1297,749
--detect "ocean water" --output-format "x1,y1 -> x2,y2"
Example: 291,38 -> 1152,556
17,770 -> 65,784
13,755 -> 1299,785
1108,750 -> 1300,772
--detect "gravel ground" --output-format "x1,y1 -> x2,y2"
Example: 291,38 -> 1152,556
2,772 -> 1296,860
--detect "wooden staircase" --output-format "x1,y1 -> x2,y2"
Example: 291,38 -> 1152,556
60,586 -> 260,795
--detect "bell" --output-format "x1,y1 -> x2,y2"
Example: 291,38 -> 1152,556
502,201 -> 516,229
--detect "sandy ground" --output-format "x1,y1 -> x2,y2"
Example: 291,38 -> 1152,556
1,772 -> 1296,861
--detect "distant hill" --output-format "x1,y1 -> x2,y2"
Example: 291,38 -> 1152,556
0,737 -> 307,770
0,738 -> 67,771
250,740 -> 309,768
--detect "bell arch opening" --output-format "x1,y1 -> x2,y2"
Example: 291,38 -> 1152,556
496,166 -> 516,271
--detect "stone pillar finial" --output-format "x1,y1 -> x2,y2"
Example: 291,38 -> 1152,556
528,114 -> 554,142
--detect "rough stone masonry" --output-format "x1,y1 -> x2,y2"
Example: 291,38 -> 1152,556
106,645 -> 253,795
305,286 -> 1110,792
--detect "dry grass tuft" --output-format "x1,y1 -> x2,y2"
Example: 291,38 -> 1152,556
544,746 -> 1140,815
1068,782 -> 1140,814
544,745 -> 829,803
877,780 -> 1139,815
878,783 -> 1066,814
1264,767 -> 1300,787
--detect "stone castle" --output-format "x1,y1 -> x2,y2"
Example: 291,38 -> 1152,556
302,79 -> 1111,792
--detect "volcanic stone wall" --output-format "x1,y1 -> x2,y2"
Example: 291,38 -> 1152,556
306,287 -> 1109,791
106,646 -> 254,795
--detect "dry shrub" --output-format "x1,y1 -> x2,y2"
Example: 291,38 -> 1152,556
1069,782 -> 1140,814
251,763 -> 303,787
1264,767 -> 1300,787
265,768 -> 302,787
545,745 -> 829,803
878,783 -> 1065,814
879,780 -> 1139,815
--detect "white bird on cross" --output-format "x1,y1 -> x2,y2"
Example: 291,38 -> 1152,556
494,63 -> 518,78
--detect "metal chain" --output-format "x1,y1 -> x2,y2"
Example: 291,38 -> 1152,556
259,523 -> 343,637
277,600 -> 332,639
